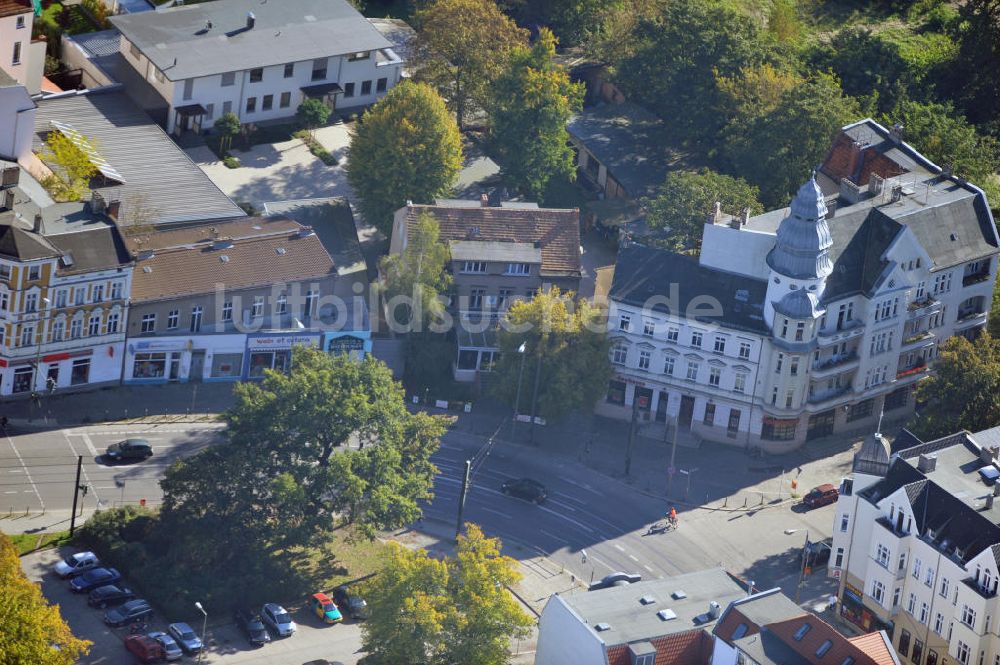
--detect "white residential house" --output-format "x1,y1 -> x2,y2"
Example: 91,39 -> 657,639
0,67 -> 35,162
109,0 -> 404,135
600,119 -> 999,452
829,425 -> 1000,665
0,0 -> 44,94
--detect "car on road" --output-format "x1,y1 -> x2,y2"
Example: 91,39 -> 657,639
70,567 -> 121,593
500,477 -> 547,504
104,599 -> 154,627
262,603 -> 296,637
589,572 -> 642,591
802,538 -> 833,568
54,551 -> 100,578
802,483 -> 839,509
333,585 -> 368,620
87,584 -> 135,608
104,438 -> 153,463
303,661 -> 346,665
234,608 -> 271,646
148,631 -> 183,661
168,622 -> 203,653
124,635 -> 165,663
310,592 -> 343,624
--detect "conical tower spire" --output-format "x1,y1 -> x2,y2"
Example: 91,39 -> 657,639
766,174 -> 833,280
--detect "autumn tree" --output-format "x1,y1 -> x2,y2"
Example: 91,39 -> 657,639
360,524 -> 533,665
490,287 -> 610,423
414,0 -> 528,128
347,82 -> 463,235
0,533 -> 90,664
489,29 -> 584,199
380,211 -> 452,329
39,131 -> 98,202
644,169 -> 763,253
912,332 -> 1000,440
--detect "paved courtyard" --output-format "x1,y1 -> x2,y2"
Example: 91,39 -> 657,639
185,123 -> 356,206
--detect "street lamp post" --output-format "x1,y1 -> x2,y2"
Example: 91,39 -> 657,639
509,342 -> 527,439
29,297 -> 52,422
528,335 -> 544,445
194,601 -> 207,665
785,528 -> 810,604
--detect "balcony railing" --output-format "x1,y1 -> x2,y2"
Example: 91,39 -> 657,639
902,330 -> 934,347
807,385 -> 851,405
963,272 -> 991,287
812,351 -> 858,373
896,363 -> 928,380
957,309 -> 988,323
907,296 -> 941,320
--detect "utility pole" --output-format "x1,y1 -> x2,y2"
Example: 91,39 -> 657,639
69,455 -> 82,536
667,410 -> 680,496
796,529 -> 810,604
510,343 -> 527,439
455,459 -> 472,540
624,393 -> 639,475
528,342 -> 543,445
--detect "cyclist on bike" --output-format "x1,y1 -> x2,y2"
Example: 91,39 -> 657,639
668,507 -> 678,526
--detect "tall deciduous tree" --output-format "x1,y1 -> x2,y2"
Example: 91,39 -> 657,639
0,533 -> 91,664
296,98 -> 332,139
360,524 -> 533,665
913,332 -> 1000,440
414,0 -> 528,128
644,169 -> 763,253
723,73 -> 860,209
489,29 -> 584,199
498,0 -> 612,46
949,0 -> 1000,126
160,348 -> 448,567
380,211 -> 452,329
491,287 -> 610,422
347,82 -> 463,236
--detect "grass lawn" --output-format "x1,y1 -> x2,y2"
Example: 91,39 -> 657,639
304,526 -> 390,590
8,530 -> 72,556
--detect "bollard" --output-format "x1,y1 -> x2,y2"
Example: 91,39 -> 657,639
723,497 -> 728,508
24,505 -> 29,517
743,497 -> 748,508
759,492 -> 764,505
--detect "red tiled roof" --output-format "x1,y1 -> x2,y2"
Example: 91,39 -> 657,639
821,131 -> 907,185
402,203 -> 581,277
713,607 -> 762,643
848,633 -> 898,665
0,0 -> 30,19
606,630 -> 713,665
766,615 -> 883,665
40,77 -> 63,94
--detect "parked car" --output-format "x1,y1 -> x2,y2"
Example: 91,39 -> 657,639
148,631 -> 183,661
124,635 -> 165,663
87,584 -> 135,608
261,603 -> 296,637
802,538 -> 833,568
333,585 -> 368,620
168,622 -> 203,653
54,551 -> 100,578
70,567 -> 121,593
104,438 -> 153,463
105,599 -> 154,627
802,483 -> 839,509
234,608 -> 271,646
500,477 -> 547,504
310,592 -> 343,624
589,572 -> 642,591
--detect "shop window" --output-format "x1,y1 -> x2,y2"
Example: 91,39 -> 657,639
847,398 -> 874,422
133,352 -> 167,379
762,417 -> 797,441
457,349 -> 478,370
12,367 -> 32,393
210,353 -> 243,378
606,380 -> 626,405
70,359 -> 90,385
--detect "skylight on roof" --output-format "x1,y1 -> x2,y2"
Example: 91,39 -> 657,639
793,623 -> 811,641
732,623 -> 748,639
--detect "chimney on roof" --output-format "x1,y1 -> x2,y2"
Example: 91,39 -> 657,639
90,191 -> 106,214
1,164 -> 19,188
825,198 -> 837,219
480,193 -> 489,208
890,184 -> 903,204
246,11 -> 256,29
987,495 -> 995,511
106,199 -> 121,221
707,601 -> 721,620
33,212 -> 42,233
868,173 -> 885,196
993,483 -> 1000,497
941,163 -> 953,178
889,123 -> 904,144
2,189 -> 13,211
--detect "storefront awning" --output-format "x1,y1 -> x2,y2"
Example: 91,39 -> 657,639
174,104 -> 208,117
300,83 -> 344,98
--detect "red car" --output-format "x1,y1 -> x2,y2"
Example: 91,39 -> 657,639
803,484 -> 839,509
124,635 -> 165,663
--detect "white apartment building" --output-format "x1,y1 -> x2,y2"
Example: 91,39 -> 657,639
109,0 -> 404,135
0,66 -> 35,162
830,425 -> 1000,665
0,164 -> 133,396
600,119 -> 999,452
0,0 -> 44,94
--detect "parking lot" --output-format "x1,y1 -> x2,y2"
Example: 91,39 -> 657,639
21,547 -> 364,665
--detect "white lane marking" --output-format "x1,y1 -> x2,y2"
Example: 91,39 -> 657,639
589,553 -> 616,572
3,431 -> 44,511
80,433 -> 98,457
538,505 -> 596,534
63,432 -> 102,508
477,507 -> 513,520
643,564 -> 654,572
8,469 -> 23,473
559,477 -> 603,496
547,498 -> 578,513
614,543 -> 626,552
553,490 -> 588,506
4,490 -> 17,494
628,554 -> 639,562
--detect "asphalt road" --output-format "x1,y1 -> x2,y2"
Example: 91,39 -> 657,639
426,429 -> 840,605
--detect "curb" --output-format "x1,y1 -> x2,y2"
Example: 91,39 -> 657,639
6,415 -> 223,431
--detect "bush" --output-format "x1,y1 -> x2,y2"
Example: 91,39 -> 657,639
223,155 -> 241,169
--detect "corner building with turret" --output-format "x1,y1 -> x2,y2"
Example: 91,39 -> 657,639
601,119 -> 999,452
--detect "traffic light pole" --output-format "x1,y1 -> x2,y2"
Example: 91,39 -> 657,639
69,455 -> 82,536
455,459 -> 472,540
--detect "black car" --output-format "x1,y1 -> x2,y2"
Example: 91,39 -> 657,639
104,599 -> 154,627
70,567 -> 122,593
104,439 -> 153,463
500,478 -> 547,504
589,572 -> 642,591
332,585 -> 369,620
87,584 -> 135,608
234,608 -> 271,646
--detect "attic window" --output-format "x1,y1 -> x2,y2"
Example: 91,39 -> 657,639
656,609 -> 676,621
732,623 -> 748,639
671,590 -> 687,600
142,266 -> 152,273
220,255 -> 230,263
60,253 -> 75,267
793,623 -> 811,641
639,596 -> 656,605
276,247 -> 287,256
816,640 -> 832,657
841,659 -> 855,665
594,623 -> 611,632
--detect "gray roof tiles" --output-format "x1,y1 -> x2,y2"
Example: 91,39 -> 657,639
110,0 -> 391,81
32,90 -> 244,227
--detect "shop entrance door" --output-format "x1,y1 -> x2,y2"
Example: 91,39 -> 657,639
189,351 -> 205,382
679,395 -> 695,429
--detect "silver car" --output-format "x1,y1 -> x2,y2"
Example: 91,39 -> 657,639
261,603 -> 296,637
54,551 -> 100,578
148,631 -> 183,661
167,622 -> 203,654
